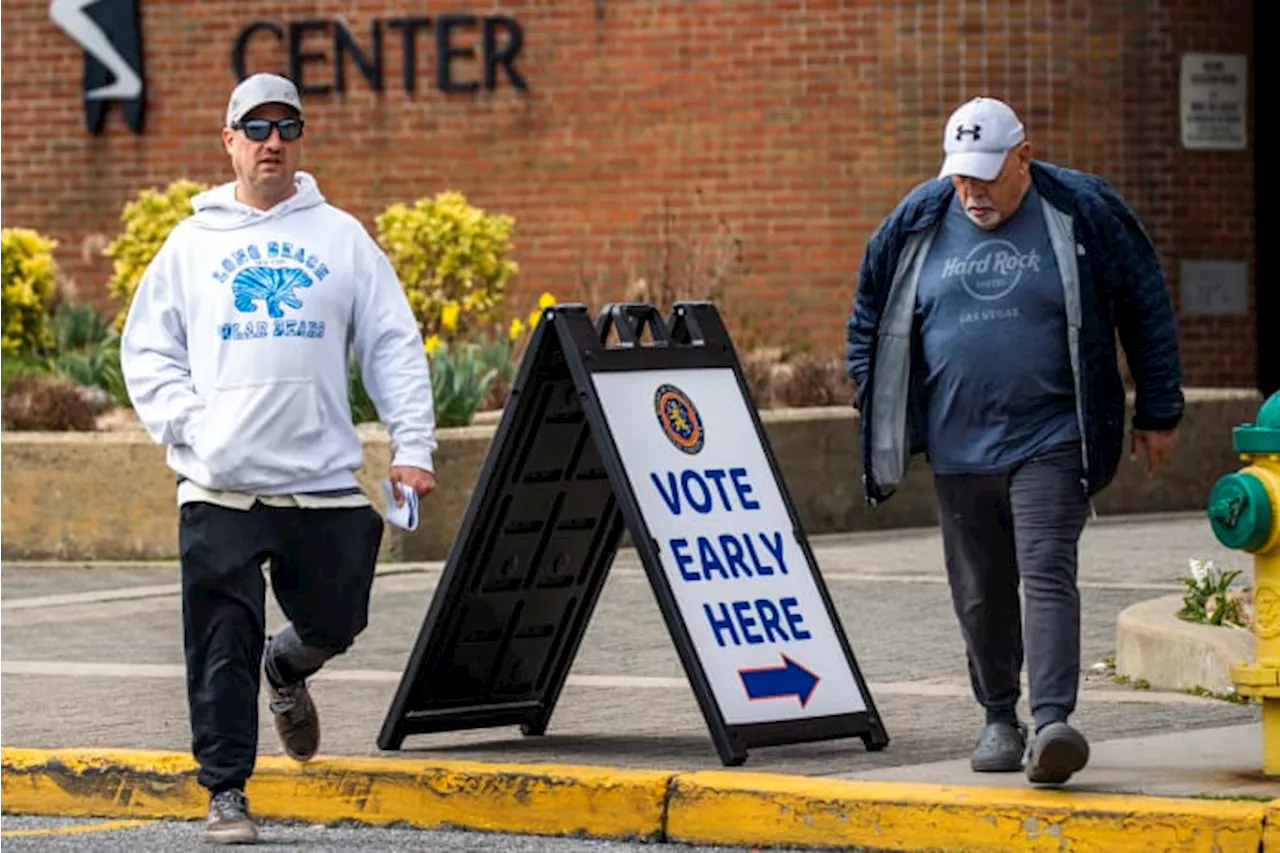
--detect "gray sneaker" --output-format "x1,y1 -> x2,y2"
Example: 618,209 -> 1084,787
970,721 -> 1028,772
268,680 -> 321,762
1026,721 -> 1090,784
204,788 -> 257,844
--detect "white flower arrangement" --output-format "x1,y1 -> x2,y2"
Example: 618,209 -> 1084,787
1178,557 -> 1250,630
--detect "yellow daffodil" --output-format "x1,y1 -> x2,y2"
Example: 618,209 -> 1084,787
424,334 -> 441,355
508,318 -> 525,341
521,292 -> 556,329
440,300 -> 460,333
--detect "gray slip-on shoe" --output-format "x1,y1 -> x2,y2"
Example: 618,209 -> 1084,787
204,788 -> 258,845
970,721 -> 1028,772
1026,721 -> 1090,784
267,679 -> 321,762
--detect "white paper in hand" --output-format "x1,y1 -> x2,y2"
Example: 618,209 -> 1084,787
381,479 -> 419,531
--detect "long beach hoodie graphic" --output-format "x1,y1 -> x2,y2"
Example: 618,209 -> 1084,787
49,0 -> 146,134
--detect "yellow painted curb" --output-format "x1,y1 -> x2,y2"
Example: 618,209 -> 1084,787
666,771 -> 1271,853
4,747 -> 1280,851
0,748 -> 670,841
1266,799 -> 1280,850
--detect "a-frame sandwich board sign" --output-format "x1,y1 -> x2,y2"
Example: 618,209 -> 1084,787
378,301 -> 889,766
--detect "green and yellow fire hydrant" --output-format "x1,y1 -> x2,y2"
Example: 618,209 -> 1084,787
1207,390 -> 1280,778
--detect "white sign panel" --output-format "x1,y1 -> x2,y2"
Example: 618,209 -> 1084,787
592,367 -> 868,725
1180,53 -> 1247,150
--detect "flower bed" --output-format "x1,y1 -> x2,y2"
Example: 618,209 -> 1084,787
2,185 -> 857,434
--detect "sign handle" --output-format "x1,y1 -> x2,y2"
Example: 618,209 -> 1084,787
594,302 -> 671,348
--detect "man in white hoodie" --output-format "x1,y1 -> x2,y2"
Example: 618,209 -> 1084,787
120,73 -> 438,845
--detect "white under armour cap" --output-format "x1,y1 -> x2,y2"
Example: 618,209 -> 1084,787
225,73 -> 303,127
938,97 -> 1026,181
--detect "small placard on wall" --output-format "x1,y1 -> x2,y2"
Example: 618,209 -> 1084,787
1180,260 -> 1249,317
1180,53 -> 1248,150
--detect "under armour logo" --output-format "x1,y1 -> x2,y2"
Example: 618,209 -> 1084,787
955,124 -> 982,141
49,0 -> 147,135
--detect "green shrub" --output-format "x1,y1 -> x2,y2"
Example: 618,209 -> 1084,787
3,300 -> 123,402
348,351 -> 379,425
348,342 -> 498,429
38,302 -> 129,408
2,353 -> 51,391
430,342 -> 499,427
104,178 -> 209,330
347,291 -> 556,427
51,302 -> 111,353
1,227 -> 60,356
54,331 -> 128,407
375,190 -> 519,345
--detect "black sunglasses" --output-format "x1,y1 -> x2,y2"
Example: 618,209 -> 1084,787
234,118 -> 304,142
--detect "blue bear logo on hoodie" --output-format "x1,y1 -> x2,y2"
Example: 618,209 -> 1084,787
232,266 -> 314,319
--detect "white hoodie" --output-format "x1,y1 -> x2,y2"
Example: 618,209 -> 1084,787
121,172 -> 437,495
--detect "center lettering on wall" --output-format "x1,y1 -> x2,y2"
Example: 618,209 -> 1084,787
231,13 -> 528,96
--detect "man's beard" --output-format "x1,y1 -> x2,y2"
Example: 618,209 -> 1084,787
963,194 -> 1005,229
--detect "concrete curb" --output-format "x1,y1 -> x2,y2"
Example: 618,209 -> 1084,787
3,747 -> 1276,851
665,771 -> 1269,852
0,748 -> 671,841
1116,593 -> 1254,694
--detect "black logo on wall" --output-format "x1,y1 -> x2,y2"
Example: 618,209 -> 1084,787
50,0 -> 147,134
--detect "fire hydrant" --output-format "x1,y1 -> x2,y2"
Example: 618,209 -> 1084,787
1207,390 -> 1280,778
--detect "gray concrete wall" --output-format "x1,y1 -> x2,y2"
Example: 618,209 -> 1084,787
0,389 -> 1262,561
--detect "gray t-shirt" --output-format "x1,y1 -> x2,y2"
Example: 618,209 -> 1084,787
916,186 -> 1079,474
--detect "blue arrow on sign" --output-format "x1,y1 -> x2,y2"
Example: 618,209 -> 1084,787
738,655 -> 820,707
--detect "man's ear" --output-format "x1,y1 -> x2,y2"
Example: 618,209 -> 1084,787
221,127 -> 235,154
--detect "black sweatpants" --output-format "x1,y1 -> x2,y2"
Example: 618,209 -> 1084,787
931,441 -> 1090,733
178,500 -> 384,793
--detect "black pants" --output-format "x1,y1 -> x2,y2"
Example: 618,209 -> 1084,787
932,441 -> 1090,733
178,500 -> 384,792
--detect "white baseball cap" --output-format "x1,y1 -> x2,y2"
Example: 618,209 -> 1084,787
938,97 -> 1026,181
225,73 -> 303,127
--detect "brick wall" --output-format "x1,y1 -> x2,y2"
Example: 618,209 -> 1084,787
0,0 -> 1256,387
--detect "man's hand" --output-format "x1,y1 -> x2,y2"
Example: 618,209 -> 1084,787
1131,428 -> 1177,478
389,465 -> 436,506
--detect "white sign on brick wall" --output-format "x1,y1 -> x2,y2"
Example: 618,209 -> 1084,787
1180,53 -> 1248,150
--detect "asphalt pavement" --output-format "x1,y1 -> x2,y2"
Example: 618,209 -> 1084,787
0,816 -> 797,852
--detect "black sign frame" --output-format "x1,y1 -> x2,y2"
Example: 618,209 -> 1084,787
378,301 -> 888,766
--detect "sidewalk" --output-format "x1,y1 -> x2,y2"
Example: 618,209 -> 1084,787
3,512 -> 1278,850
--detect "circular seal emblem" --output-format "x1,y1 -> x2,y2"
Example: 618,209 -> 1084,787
654,383 -> 705,455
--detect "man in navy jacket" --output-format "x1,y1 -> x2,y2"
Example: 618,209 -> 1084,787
845,97 -> 1184,785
